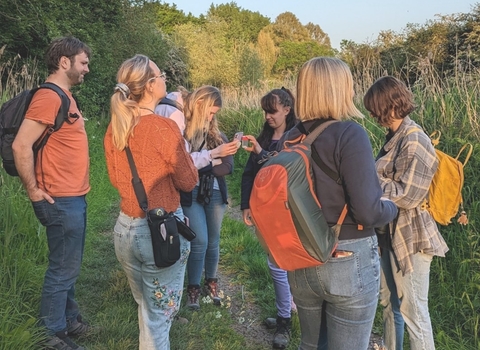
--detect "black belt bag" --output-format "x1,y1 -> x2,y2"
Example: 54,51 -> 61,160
147,209 -> 181,267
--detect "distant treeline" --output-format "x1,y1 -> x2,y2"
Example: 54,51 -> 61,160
2,0 -> 480,116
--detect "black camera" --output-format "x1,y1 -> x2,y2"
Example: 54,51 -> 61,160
197,173 -> 214,204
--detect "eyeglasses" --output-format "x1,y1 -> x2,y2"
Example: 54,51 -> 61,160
149,72 -> 167,81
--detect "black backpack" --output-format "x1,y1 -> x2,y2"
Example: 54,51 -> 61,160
0,82 -> 70,176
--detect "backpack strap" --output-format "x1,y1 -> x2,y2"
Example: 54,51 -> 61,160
301,120 -> 340,184
158,97 -> 183,113
429,130 -> 441,146
336,205 -> 348,225
125,146 -> 149,213
300,120 -> 359,230
32,82 -> 70,153
426,129 -> 472,166
456,143 -> 473,166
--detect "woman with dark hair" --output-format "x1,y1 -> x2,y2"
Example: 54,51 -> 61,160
364,76 -> 448,350
240,87 -> 297,349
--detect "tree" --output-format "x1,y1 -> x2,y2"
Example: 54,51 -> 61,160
238,44 -> 264,86
274,40 -> 332,74
256,27 -> 278,77
0,0 -> 123,60
206,2 -> 270,43
305,22 -> 331,47
174,21 -> 239,87
271,12 -> 309,43
145,1 -> 203,35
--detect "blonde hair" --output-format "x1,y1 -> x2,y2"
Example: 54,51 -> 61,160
183,85 -> 223,151
296,57 -> 364,121
110,54 -> 155,150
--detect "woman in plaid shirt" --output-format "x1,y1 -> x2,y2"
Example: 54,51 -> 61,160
364,76 -> 449,350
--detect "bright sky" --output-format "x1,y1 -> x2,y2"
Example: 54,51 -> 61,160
168,0 -> 477,49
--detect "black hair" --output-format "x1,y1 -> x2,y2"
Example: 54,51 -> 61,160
257,87 -> 297,149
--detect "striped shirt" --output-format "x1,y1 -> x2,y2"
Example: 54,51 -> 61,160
376,116 -> 449,275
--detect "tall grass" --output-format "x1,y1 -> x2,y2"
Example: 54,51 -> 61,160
0,52 -> 47,349
1,52 -> 479,349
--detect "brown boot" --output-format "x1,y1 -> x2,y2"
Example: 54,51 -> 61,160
186,285 -> 201,310
204,278 -> 221,305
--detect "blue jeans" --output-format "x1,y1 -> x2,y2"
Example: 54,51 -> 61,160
267,257 -> 292,318
114,207 -> 189,350
182,187 -> 226,285
31,196 -> 87,335
380,250 -> 435,350
288,236 -> 380,350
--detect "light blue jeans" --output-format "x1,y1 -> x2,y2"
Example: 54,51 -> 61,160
380,250 -> 435,350
183,187 -> 226,285
267,257 -> 292,318
114,208 -> 189,350
32,196 -> 87,335
288,236 -> 380,350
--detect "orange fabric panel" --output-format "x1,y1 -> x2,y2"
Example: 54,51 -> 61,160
25,88 -> 90,197
250,165 -> 321,271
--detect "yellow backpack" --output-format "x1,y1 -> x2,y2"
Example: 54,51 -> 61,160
422,131 -> 473,225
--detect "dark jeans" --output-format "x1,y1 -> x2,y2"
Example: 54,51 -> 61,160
32,196 -> 87,335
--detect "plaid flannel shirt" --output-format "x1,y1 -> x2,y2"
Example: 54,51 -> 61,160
376,116 -> 449,275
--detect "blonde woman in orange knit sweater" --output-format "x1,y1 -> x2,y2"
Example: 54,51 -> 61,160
104,54 -> 198,350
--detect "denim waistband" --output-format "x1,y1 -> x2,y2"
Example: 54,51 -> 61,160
117,211 -> 148,228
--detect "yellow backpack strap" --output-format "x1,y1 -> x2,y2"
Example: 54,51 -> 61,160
455,143 -> 473,166
429,130 -> 441,147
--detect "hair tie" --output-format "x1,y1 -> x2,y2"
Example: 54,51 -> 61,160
114,83 -> 130,98
281,86 -> 286,91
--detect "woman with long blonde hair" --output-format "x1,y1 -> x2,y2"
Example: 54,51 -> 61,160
173,85 -> 239,310
104,54 -> 198,349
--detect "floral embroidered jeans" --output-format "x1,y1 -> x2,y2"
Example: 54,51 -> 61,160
114,208 -> 189,350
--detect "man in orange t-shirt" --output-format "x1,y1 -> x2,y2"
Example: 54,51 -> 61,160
12,36 -> 91,350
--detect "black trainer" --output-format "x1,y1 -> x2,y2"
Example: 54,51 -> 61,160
67,315 -> 90,337
272,316 -> 291,349
44,331 -> 85,350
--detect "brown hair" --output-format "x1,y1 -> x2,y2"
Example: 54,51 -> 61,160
363,76 -> 415,127
45,36 -> 91,75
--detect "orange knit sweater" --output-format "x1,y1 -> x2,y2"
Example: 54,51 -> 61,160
104,114 -> 198,218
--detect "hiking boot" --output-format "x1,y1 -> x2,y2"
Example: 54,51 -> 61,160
272,316 -> 291,349
67,315 -> 90,337
204,278 -> 221,305
44,331 -> 85,350
264,317 -> 277,329
186,285 -> 201,310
